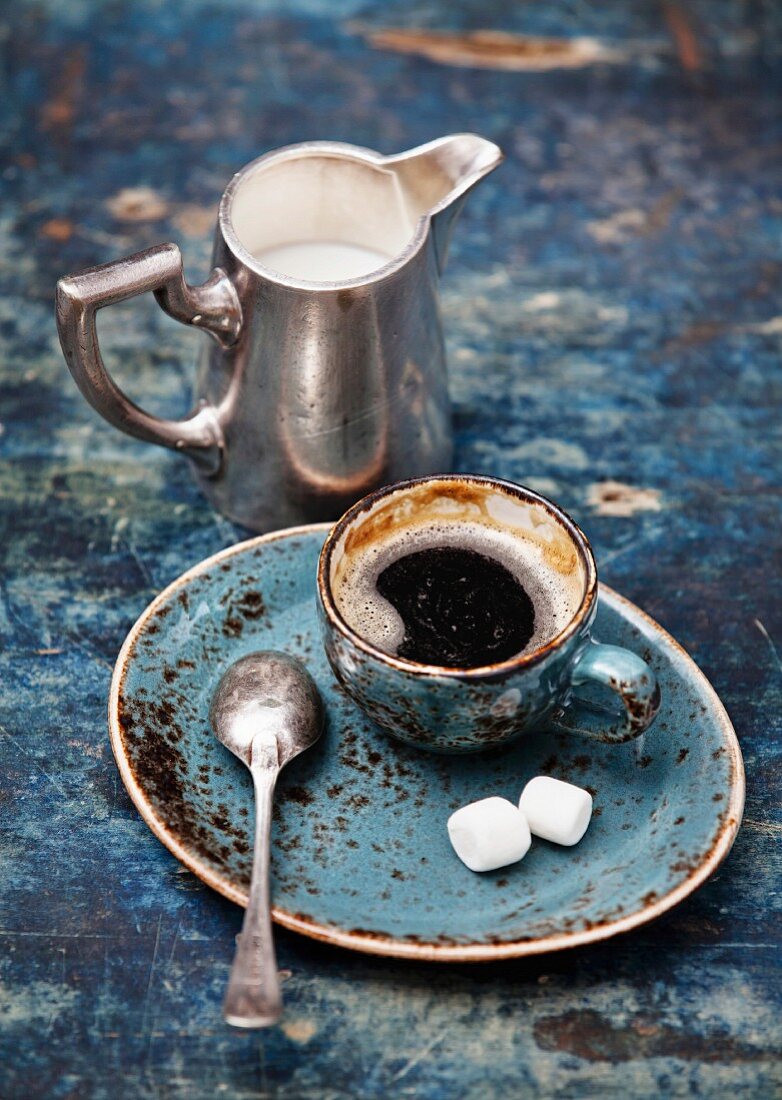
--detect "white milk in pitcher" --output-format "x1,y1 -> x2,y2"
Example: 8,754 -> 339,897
254,241 -> 391,281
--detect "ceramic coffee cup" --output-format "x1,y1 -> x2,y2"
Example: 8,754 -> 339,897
317,474 -> 661,753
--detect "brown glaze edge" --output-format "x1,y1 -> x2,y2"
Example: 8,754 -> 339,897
317,474 -> 599,680
109,525 -> 745,963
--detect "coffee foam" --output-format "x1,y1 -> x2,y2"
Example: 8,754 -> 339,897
331,519 -> 583,664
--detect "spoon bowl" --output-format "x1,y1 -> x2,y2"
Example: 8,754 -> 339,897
211,650 -> 324,768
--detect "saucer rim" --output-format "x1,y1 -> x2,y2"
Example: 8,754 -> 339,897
109,523 -> 745,963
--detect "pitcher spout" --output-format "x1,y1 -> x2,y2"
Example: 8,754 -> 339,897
387,134 -> 503,271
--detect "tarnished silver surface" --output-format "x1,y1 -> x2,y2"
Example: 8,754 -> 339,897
55,242 -> 240,475
56,135 -> 503,530
209,651 -> 324,1028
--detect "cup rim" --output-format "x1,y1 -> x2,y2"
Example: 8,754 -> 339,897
317,474 -> 598,679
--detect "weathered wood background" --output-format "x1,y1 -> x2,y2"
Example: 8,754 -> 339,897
1,0 -> 780,1095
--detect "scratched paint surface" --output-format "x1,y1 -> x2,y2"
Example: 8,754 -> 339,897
0,0 -> 780,1096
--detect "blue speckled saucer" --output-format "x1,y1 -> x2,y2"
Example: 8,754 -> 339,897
110,525 -> 744,961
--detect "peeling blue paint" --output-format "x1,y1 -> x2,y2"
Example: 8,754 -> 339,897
1,0 -> 781,1096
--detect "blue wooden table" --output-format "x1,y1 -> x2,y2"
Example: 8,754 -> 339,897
1,1 -> 780,1095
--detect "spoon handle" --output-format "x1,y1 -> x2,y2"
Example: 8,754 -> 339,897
223,761 -> 281,1028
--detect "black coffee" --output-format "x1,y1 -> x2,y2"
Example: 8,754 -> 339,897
375,546 -> 535,668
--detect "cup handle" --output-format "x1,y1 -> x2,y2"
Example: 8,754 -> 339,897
56,242 -> 242,476
550,641 -> 661,743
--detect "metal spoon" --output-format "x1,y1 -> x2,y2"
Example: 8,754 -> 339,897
210,651 -> 324,1028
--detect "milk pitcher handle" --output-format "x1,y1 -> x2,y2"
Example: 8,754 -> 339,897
56,242 -> 242,475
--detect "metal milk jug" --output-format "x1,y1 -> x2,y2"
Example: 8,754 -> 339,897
56,134 -> 503,531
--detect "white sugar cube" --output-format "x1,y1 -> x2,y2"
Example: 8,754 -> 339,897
519,776 -> 593,846
447,796 -> 531,873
